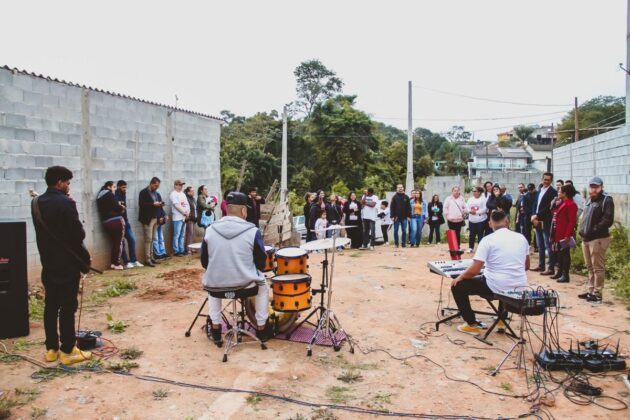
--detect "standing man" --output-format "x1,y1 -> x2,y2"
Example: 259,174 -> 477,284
184,186 -> 198,254
530,172 -> 557,275
115,180 -> 142,269
138,177 -> 164,267
170,179 -> 190,256
578,177 -> 615,303
360,188 -> 379,250
31,166 -> 92,365
389,184 -> 410,248
246,187 -> 266,228
514,183 -> 526,235
521,183 -> 538,251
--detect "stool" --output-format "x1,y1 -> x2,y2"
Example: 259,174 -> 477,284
184,284 -> 266,362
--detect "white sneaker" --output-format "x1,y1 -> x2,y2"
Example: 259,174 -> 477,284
110,264 -> 124,270
126,262 -> 135,269
133,261 -> 144,268
369,246 -> 374,250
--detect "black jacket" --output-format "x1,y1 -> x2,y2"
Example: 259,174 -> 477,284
522,192 -> 537,217
327,202 -> 343,225
533,186 -> 557,223
486,194 -> 511,214
427,201 -> 445,225
138,187 -> 162,225
96,189 -> 124,222
579,193 -> 615,241
303,202 -> 311,231
390,192 -> 411,219
113,190 -> 129,222
309,202 -> 325,230
246,196 -> 265,227
32,188 -> 90,277
186,195 -> 197,222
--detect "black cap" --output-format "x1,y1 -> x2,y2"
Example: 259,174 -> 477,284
226,191 -> 248,206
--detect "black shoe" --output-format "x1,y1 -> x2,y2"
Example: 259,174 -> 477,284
206,319 -> 223,347
540,270 -> 555,276
586,293 -> 602,303
530,267 -> 544,272
150,258 -> 161,265
256,322 -> 273,343
145,260 -> 156,267
556,274 -> 570,283
155,254 -> 170,260
550,272 -> 563,280
578,292 -> 590,299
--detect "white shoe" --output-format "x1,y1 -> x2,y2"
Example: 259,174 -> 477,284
110,264 -> 124,270
126,262 -> 135,269
133,261 -> 144,268
369,246 -> 374,250
466,248 -> 473,253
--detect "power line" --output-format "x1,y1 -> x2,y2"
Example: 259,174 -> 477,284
468,116 -> 565,133
372,110 -> 569,122
412,84 -> 572,107
580,110 -> 626,130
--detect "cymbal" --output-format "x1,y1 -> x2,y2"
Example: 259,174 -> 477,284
310,224 -> 357,232
301,237 -> 351,251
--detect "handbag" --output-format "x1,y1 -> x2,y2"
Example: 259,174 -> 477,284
199,209 -> 215,228
31,197 -> 100,274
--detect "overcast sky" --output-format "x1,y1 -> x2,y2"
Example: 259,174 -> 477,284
2,0 -> 627,140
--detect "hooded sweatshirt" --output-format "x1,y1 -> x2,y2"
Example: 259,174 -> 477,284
201,216 -> 266,290
96,189 -> 124,223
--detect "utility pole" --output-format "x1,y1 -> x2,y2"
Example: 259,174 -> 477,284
406,81 -> 414,193
573,97 -> 579,142
280,106 -> 288,202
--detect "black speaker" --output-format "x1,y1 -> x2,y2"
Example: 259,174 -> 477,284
0,221 -> 29,339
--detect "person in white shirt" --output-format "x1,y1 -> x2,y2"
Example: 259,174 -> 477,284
451,209 -> 530,335
169,179 -> 190,256
314,210 -> 328,240
378,200 -> 393,245
466,187 -> 488,253
360,188 -> 379,250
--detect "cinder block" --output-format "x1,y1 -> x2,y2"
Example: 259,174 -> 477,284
44,144 -> 61,155
0,126 -> 16,140
0,85 -> 23,102
23,91 -> 43,106
15,128 -> 35,141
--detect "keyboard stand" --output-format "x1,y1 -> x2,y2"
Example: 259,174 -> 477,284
434,274 -> 496,332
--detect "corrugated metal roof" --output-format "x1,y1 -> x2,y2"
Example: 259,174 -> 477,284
499,147 -> 531,158
1,65 -> 224,122
527,143 -> 553,152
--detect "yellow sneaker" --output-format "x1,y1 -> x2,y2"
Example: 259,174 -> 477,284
59,346 -> 92,365
457,323 -> 482,335
497,319 -> 507,333
45,349 -> 59,362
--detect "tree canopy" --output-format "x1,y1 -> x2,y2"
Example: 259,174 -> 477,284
555,96 -> 625,144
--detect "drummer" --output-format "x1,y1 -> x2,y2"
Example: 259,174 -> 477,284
201,191 -> 272,346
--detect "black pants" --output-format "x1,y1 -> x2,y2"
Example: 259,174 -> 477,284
451,276 -> 493,325
42,269 -> 80,353
447,221 -> 465,247
362,219 -> 376,247
428,222 -> 441,244
555,246 -> 571,276
468,220 -> 485,250
381,224 -> 390,244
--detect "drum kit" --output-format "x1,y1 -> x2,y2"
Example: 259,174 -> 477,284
246,224 -> 356,356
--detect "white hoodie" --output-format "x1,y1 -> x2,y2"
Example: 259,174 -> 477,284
466,195 -> 488,224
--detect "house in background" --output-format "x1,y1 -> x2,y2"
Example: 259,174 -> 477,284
467,143 -> 533,176
525,142 -> 553,172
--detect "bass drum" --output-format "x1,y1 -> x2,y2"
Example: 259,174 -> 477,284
244,295 -> 298,334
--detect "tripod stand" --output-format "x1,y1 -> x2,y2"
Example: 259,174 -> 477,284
491,314 -> 527,376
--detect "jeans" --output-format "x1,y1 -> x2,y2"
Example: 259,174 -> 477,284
428,223 -> 441,244
362,219 -> 376,247
535,223 -> 555,269
468,220 -> 485,250
409,216 -> 424,246
121,220 -> 137,264
153,224 -> 166,256
451,276 -> 494,325
172,220 -> 186,254
393,218 -> 408,246
42,269 -> 80,353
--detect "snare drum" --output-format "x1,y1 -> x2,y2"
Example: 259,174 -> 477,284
263,246 -> 275,272
271,274 -> 312,312
275,247 -> 308,275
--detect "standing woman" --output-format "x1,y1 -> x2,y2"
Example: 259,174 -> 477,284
409,190 -> 427,247
551,184 -> 578,283
309,190 -> 327,238
443,186 -> 467,248
427,194 -> 444,245
96,181 -> 126,270
220,190 -> 229,219
303,192 -> 314,241
485,185 -> 508,235
184,186 -> 197,253
466,187 -> 487,252
343,191 -> 363,248
196,185 -> 210,228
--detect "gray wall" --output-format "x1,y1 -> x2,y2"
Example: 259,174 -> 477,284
472,171 -> 544,201
553,126 -> 630,227
0,67 -> 222,279
424,175 -> 465,203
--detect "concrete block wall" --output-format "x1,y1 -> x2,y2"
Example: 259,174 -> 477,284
0,67 -> 222,280
473,171 -> 544,203
552,126 -> 630,227
424,175 -> 465,202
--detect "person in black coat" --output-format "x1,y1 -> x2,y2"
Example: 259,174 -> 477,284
96,181 -> 126,269
31,166 -> 92,364
309,190 -> 327,233
343,191 -> 363,248
114,180 -> 140,267
530,172 -> 558,274
138,177 -> 165,266
427,194 -> 445,244
389,184 -> 411,247
303,192 -> 315,242
246,187 -> 265,227
521,183 -> 538,250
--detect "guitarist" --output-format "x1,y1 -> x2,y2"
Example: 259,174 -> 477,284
31,166 -> 92,365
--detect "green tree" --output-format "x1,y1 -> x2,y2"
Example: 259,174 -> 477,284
512,125 -> 534,145
294,59 -> 344,117
556,96 -> 625,144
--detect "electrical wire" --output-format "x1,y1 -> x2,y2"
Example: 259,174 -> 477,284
372,110 -> 569,122
412,85 -> 572,107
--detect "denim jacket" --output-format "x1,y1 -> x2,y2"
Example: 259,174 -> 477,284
409,198 -> 427,221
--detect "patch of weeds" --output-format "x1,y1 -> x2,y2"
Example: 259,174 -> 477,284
83,359 -> 104,369
500,382 -> 513,392
31,407 -> 47,419
0,353 -> 20,364
348,252 -> 362,258
29,296 -> 45,321
13,338 -> 43,351
106,360 -> 139,373
336,370 -> 363,383
30,367 -> 75,382
0,395 -> 19,420
120,347 -> 143,360
484,365 -> 495,374
287,414 -> 307,420
317,354 -> 376,371
366,391 -> 393,411
471,355 -> 486,361
325,385 -> 352,404
311,407 -> 338,420
90,278 -> 137,304
245,394 -> 262,410
152,388 -> 169,400
14,388 -> 40,404
106,313 -> 127,334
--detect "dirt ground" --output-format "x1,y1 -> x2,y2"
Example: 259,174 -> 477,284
1,242 -> 629,419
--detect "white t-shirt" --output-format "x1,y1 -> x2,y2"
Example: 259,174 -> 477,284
170,190 -> 190,221
380,207 -> 393,225
466,196 -> 488,224
473,227 -> 529,293
314,218 -> 328,239
361,194 -> 380,220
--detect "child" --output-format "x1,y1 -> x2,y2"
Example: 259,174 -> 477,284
315,210 -> 328,240
378,200 -> 393,245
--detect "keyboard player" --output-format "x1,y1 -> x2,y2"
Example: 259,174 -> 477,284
451,210 -> 530,335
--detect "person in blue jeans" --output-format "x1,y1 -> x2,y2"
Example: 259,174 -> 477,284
170,180 -> 190,256
409,190 -> 427,247
389,184 -> 410,248
153,204 -> 169,259
114,180 -> 143,268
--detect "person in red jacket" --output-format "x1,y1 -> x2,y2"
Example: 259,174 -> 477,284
550,184 -> 578,283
